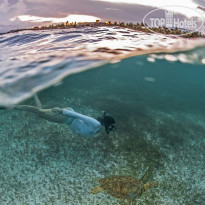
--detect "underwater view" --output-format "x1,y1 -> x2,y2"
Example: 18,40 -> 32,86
0,27 -> 205,205
1,1 -> 205,204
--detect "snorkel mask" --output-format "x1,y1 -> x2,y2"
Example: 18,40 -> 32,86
97,111 -> 116,134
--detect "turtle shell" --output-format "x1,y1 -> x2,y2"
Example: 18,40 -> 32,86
98,176 -> 144,199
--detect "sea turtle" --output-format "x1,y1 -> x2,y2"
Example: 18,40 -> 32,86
90,164 -> 157,203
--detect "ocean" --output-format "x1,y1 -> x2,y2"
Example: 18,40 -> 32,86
0,27 -> 205,204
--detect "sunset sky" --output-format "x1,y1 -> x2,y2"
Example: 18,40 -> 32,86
0,0 -> 205,32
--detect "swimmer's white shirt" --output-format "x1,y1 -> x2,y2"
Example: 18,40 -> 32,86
63,109 -> 102,137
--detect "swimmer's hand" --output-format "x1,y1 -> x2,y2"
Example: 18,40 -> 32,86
51,107 -> 63,114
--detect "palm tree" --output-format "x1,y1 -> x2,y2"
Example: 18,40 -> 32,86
119,22 -> 125,27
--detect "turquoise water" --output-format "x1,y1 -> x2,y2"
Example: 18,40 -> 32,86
0,28 -> 205,204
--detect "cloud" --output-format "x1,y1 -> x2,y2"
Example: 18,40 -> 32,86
105,8 -> 120,11
0,0 -> 28,32
0,0 -> 153,32
0,0 -> 9,13
22,0 -> 155,23
95,0 -> 201,18
15,14 -> 100,23
0,0 -> 204,33
194,0 -> 205,7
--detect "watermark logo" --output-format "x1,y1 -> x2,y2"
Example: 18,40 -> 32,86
165,10 -> 174,27
143,5 -> 204,36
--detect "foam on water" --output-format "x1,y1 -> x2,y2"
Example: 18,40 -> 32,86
148,46 -> 205,64
0,26 -> 205,105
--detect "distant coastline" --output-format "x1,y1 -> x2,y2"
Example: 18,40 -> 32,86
1,20 -> 204,38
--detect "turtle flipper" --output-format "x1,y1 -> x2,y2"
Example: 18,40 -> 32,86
90,186 -> 104,194
141,163 -> 154,183
143,182 -> 157,192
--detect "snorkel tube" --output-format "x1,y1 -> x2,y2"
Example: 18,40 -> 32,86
97,111 -> 116,134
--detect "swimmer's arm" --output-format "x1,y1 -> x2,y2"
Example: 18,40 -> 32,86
62,109 -> 101,127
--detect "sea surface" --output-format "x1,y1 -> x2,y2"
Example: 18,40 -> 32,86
0,27 -> 205,204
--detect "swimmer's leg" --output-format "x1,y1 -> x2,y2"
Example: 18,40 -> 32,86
14,105 -> 42,114
0,94 -> 43,112
34,94 -> 43,108
0,105 -> 67,123
0,104 -> 41,114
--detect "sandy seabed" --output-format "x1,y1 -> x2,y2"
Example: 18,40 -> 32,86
0,95 -> 204,205
0,51 -> 205,204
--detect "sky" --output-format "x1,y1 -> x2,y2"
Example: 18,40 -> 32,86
0,0 -> 205,33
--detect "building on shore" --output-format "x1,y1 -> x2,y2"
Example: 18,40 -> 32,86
33,27 -> 39,30
77,20 -> 107,27
106,21 -> 111,25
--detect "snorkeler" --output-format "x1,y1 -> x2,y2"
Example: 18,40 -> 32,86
0,94 -> 116,137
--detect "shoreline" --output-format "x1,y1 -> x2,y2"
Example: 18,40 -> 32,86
1,24 -> 204,39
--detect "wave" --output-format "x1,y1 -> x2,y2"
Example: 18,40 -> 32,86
0,26 -> 205,105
